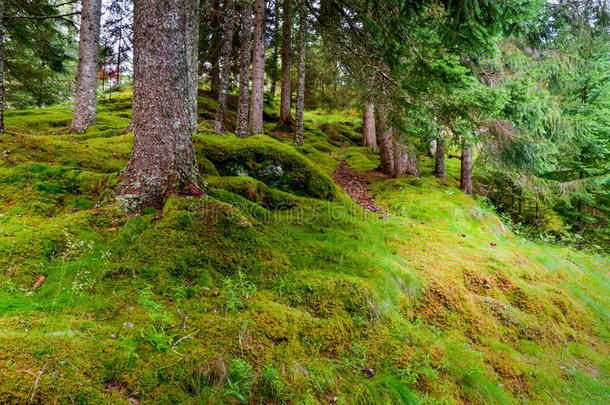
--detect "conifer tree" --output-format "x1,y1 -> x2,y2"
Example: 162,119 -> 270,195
71,0 -> 102,133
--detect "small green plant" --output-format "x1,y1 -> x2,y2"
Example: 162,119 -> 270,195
224,358 -> 254,401
260,363 -> 286,400
223,269 -> 257,313
137,287 -> 173,351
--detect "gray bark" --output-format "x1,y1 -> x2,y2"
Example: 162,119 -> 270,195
362,103 -> 376,149
209,0 -> 222,94
294,2 -> 306,146
116,0 -> 204,211
428,139 -> 436,157
71,0 -> 102,133
0,0 -> 4,136
187,0 -> 201,133
236,0 -> 254,138
214,0 -> 237,133
278,0 -> 294,126
392,130 -> 421,178
376,106 -> 394,176
460,140 -> 473,195
434,131 -> 446,181
269,0 -> 281,97
248,0 -> 266,134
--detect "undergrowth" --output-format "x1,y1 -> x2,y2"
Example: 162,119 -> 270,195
0,90 -> 608,404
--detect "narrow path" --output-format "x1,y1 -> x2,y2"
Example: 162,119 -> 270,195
331,159 -> 384,213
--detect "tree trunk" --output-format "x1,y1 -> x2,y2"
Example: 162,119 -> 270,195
427,139 -> 436,157
116,0 -> 204,211
392,129 -> 421,178
460,141 -> 473,195
294,2 -> 306,146
278,0 -> 294,126
0,0 -> 4,137
434,131 -> 446,180
116,32 -> 122,86
71,0 -> 102,133
376,106 -> 394,176
269,0 -> 281,98
214,0 -> 237,133
577,169 -> 586,234
362,103 -> 376,149
209,0 -> 222,94
235,0 -> 253,138
187,0 -> 201,133
248,0 -> 266,135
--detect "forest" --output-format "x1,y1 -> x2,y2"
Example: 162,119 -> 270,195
0,0 -> 608,403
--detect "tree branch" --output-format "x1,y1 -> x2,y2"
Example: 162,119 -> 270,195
7,11 -> 80,20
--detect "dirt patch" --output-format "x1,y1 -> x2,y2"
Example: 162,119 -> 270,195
331,159 -> 384,213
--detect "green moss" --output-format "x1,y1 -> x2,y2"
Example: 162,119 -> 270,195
206,175 -> 296,209
0,92 -> 608,405
195,134 -> 339,200
207,187 -> 269,221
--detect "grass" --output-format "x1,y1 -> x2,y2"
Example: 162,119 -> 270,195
0,89 -> 608,404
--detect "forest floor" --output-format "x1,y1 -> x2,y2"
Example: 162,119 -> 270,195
0,87 -> 608,404
331,159 -> 384,214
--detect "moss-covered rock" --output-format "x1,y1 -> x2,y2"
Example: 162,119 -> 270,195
206,176 -> 296,210
194,134 -> 338,201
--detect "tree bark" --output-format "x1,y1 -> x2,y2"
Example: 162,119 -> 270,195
577,169 -> 586,234
236,0 -> 253,138
71,0 -> 102,133
392,129 -> 421,178
460,140 -> 473,195
0,0 -> 4,136
434,130 -> 446,180
269,0 -> 281,98
362,103 -> 376,149
294,2 -> 306,146
187,0 -> 201,133
376,106 -> 394,176
427,139 -> 436,157
278,0 -> 294,126
116,0 -> 204,211
248,0 -> 266,134
209,0 -> 222,94
214,0 -> 237,133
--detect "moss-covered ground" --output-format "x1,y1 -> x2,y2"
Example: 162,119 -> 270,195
0,89 -> 608,404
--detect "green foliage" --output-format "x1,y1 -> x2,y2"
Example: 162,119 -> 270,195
0,87 -> 608,405
3,0 -> 75,108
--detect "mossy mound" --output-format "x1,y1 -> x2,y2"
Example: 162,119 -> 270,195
195,134 -> 338,201
206,176 -> 297,210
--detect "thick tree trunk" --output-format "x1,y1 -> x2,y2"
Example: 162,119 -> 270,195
236,0 -> 253,138
0,0 -> 4,136
214,0 -> 237,133
294,2 -> 306,146
278,0 -> 294,126
376,106 -> 394,176
187,0 -> 201,132
269,0 -> 281,98
116,0 -> 204,211
71,0 -> 102,133
434,132 -> 446,180
362,103 -> 376,149
460,141 -> 473,195
209,0 -> 222,94
249,0 -> 266,135
392,130 -> 421,178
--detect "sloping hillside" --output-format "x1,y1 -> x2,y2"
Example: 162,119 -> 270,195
0,90 -> 608,404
